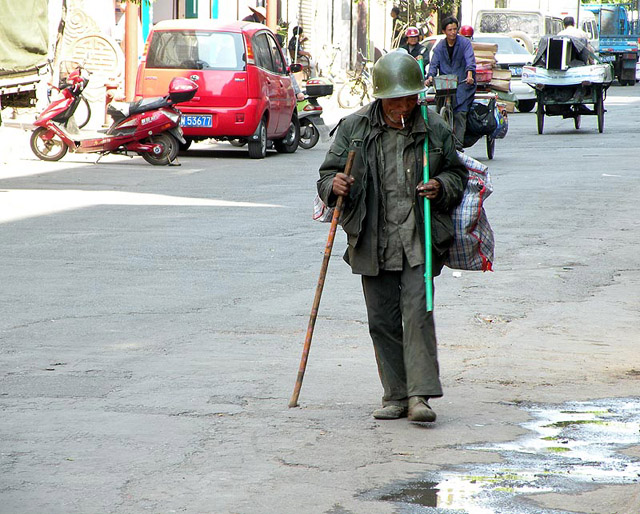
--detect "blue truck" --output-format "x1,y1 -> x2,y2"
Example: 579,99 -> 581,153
584,2 -> 640,85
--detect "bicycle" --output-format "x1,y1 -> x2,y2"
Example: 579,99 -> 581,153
317,44 -> 342,83
337,52 -> 373,109
433,74 -> 458,132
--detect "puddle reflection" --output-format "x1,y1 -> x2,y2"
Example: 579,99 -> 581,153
369,398 -> 640,513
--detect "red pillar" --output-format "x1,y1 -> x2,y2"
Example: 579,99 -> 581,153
266,0 -> 277,31
124,2 -> 140,101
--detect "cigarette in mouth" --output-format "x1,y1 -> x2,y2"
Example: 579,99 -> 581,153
401,115 -> 405,128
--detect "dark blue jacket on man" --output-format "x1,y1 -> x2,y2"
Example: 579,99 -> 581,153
428,35 -> 476,113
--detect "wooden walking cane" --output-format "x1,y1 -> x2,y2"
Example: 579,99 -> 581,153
289,150 -> 357,408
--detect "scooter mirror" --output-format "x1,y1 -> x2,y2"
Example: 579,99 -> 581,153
290,63 -> 303,73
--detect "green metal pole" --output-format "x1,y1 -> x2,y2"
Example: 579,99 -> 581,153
418,58 -> 434,312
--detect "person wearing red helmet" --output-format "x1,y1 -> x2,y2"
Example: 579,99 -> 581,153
459,25 -> 474,38
401,26 -> 429,62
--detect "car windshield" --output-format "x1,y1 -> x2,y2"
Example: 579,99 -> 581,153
477,12 -> 542,38
473,36 -> 531,55
146,30 -> 245,71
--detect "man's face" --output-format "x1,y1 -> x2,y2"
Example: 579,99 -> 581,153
381,95 -> 419,126
407,36 -> 419,46
444,23 -> 458,43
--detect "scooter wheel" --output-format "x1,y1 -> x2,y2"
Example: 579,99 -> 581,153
140,133 -> 179,165
30,127 -> 68,161
298,120 -> 320,149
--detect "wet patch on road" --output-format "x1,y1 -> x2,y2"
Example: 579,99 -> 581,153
365,397 -> 640,513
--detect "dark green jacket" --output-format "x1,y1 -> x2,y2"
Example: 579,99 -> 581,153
317,101 -> 468,276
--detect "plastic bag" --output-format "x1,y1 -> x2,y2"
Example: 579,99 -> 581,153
466,99 -> 498,136
445,151 -> 494,272
313,194 -> 334,222
492,106 -> 508,139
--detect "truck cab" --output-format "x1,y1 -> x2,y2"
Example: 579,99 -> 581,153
584,2 -> 639,85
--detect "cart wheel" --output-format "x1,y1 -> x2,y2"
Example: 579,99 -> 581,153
536,102 -> 544,135
596,91 -> 604,133
574,115 -> 581,130
486,135 -> 495,160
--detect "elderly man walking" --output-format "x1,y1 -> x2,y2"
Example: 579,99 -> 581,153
317,50 -> 467,423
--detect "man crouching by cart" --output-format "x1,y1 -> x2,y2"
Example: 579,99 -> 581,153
317,50 -> 467,423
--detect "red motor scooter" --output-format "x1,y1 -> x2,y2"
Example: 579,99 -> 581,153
30,65 -> 198,165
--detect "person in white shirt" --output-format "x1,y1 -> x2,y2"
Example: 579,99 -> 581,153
557,16 -> 594,60
558,16 -> 589,41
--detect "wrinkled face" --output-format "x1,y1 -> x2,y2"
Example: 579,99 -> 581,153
381,95 -> 419,126
444,23 -> 458,43
407,35 -> 419,45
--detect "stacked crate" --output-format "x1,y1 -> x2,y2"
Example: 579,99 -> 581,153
472,41 -> 515,112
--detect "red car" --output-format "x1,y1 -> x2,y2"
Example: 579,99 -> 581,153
136,19 -> 300,158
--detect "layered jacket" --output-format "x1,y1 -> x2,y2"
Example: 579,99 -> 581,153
400,42 -> 429,62
317,101 -> 468,276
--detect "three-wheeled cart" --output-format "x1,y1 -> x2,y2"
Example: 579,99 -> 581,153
532,81 -> 608,134
522,35 -> 614,135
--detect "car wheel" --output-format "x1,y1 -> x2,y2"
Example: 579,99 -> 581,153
273,115 -> 300,153
248,118 -> 267,159
517,99 -> 536,113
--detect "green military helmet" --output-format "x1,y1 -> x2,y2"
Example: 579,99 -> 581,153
372,49 -> 427,99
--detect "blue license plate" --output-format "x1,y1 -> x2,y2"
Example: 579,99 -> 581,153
599,54 -> 616,62
509,66 -> 523,77
181,115 -> 212,128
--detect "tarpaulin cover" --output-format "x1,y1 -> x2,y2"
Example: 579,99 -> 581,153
0,0 -> 49,74
532,35 -> 590,68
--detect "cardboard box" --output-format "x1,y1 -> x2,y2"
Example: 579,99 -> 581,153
489,78 -> 510,92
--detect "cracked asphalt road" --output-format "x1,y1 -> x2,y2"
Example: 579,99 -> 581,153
1,85 -> 639,514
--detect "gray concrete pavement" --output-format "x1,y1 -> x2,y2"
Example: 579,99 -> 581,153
1,85 -> 640,514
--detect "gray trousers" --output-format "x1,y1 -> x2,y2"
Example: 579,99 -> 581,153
361,258 -> 443,406
453,111 -> 467,150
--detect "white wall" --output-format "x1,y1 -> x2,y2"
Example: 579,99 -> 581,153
153,0 -> 174,24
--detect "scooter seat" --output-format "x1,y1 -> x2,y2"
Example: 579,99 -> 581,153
108,97 -> 171,121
